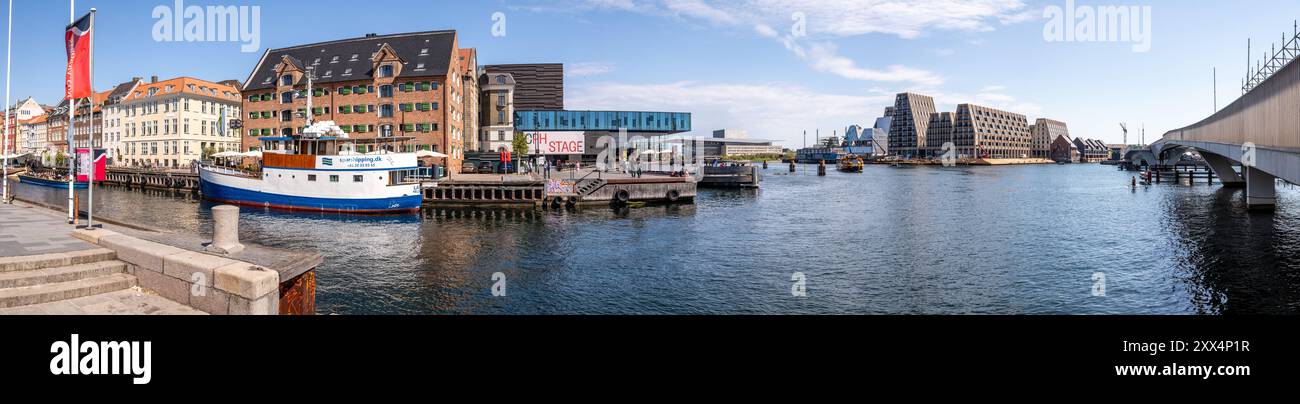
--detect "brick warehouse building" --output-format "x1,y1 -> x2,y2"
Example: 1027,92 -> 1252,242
240,31 -> 472,173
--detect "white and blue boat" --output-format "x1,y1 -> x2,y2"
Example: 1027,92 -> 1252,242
199,122 -> 429,214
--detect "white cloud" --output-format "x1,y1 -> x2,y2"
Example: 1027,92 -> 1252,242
663,0 -> 739,25
793,41 -> 944,86
566,62 -> 617,78
570,81 -> 894,144
565,0 -> 1031,38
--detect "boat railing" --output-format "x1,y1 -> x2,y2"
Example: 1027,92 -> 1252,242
201,164 -> 262,179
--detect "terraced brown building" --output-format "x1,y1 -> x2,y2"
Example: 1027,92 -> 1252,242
240,31 -> 473,173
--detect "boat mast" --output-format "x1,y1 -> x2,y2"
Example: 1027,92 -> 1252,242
305,66 -> 313,127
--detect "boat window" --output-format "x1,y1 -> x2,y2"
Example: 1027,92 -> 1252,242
329,175 -> 339,183
308,175 -> 316,182
353,175 -> 363,182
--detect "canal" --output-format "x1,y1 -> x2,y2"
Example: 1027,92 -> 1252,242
11,163 -> 1300,314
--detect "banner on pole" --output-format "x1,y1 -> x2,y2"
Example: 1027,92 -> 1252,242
75,148 -> 105,182
65,12 -> 93,100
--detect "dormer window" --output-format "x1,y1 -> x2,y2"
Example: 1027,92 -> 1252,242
349,54 -> 359,61
343,68 -> 353,76
419,48 -> 429,55
496,75 -> 506,84
414,63 -> 425,71
281,74 -> 294,86
379,65 -> 394,78
330,56 -> 340,63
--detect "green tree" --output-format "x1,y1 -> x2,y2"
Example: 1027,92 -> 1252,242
511,131 -> 530,155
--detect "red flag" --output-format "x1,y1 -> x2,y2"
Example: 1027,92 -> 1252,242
65,12 -> 93,100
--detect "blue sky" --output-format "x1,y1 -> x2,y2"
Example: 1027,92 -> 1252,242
3,0 -> 1299,146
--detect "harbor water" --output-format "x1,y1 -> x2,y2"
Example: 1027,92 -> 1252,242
11,164 -> 1300,314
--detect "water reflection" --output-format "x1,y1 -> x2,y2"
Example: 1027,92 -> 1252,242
9,165 -> 1300,315
1163,186 -> 1300,314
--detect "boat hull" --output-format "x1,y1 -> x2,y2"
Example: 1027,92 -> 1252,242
18,175 -> 88,189
199,169 -> 421,214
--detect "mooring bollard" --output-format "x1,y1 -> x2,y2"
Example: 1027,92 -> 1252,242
207,205 -> 246,255
789,161 -> 796,173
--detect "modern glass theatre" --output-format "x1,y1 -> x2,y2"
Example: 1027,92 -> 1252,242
515,110 -> 691,133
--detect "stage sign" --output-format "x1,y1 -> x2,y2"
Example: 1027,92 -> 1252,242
526,132 -> 585,155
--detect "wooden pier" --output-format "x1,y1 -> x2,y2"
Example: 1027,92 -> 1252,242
103,168 -> 200,190
422,171 -> 696,207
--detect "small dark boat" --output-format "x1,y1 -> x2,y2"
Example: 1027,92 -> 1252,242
18,173 -> 87,189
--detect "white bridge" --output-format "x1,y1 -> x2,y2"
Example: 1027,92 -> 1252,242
1144,31 -> 1300,210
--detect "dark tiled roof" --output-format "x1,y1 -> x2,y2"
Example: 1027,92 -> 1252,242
106,79 -> 141,104
244,31 -> 457,92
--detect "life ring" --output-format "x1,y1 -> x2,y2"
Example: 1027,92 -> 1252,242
613,189 -> 630,205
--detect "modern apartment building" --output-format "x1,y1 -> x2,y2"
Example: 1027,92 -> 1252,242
887,93 -> 936,158
1073,138 -> 1109,162
240,31 -> 468,173
951,104 -> 1032,159
111,77 -> 243,168
924,112 -> 956,154
480,63 -> 563,110
479,71 -> 516,152
1030,118 -> 1070,159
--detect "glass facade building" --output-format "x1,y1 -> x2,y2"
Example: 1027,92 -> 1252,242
514,110 -> 691,133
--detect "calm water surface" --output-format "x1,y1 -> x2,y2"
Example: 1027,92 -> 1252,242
14,164 -> 1300,314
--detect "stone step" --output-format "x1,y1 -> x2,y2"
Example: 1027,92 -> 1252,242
0,248 -> 118,273
0,260 -> 128,289
0,273 -> 137,309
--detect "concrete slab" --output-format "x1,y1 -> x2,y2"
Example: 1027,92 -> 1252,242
0,287 -> 206,315
162,250 -> 236,287
98,234 -> 188,273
